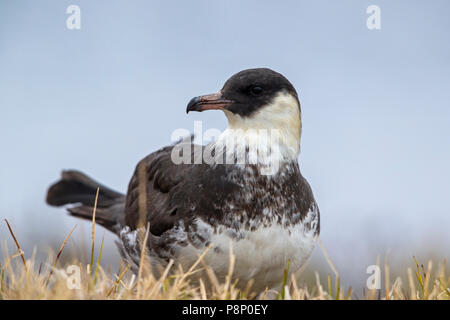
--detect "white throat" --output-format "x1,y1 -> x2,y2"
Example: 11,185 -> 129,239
213,92 -> 302,174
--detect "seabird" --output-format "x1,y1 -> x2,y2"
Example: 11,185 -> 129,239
46,68 -> 320,293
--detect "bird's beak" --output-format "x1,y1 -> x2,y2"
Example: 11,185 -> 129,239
186,91 -> 234,113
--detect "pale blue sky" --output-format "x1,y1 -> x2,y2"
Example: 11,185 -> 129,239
0,1 -> 449,286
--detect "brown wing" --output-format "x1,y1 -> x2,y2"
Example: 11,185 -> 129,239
124,143 -> 197,235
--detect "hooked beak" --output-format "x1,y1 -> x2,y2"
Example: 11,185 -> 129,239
186,91 -> 234,114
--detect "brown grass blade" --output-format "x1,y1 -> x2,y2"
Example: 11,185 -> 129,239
4,219 -> 27,270
107,264 -> 130,298
45,224 -> 77,286
89,187 -> 100,273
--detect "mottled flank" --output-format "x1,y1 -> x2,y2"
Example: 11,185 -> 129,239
119,140 -> 320,291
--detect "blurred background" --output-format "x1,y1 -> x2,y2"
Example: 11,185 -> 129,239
1,0 -> 449,293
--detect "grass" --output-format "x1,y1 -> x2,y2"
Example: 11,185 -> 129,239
1,190 -> 449,300
0,218 -> 448,300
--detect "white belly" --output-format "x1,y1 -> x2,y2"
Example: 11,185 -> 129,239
176,215 -> 318,292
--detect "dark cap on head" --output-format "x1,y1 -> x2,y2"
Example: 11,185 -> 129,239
186,68 -> 299,117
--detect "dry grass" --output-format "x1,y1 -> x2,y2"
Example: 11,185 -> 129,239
1,190 -> 449,300
0,219 -> 448,300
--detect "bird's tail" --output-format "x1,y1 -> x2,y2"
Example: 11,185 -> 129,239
46,170 -> 126,233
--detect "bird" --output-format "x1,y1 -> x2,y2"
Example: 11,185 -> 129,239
46,68 -> 320,293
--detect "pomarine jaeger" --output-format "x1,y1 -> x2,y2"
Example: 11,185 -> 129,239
46,68 -> 320,293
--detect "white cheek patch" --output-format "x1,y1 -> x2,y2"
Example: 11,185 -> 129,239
216,92 -> 302,174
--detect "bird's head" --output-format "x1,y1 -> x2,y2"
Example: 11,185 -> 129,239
187,68 -> 302,156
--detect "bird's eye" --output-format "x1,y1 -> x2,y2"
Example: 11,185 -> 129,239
250,86 -> 263,95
